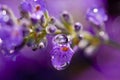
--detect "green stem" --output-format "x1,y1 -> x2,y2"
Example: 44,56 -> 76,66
104,39 -> 120,49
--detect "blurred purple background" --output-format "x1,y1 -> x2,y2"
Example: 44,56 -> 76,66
0,0 -> 120,80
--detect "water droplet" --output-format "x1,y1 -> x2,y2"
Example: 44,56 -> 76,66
52,34 -> 69,46
74,22 -> 83,32
50,45 -> 74,70
39,41 -> 46,49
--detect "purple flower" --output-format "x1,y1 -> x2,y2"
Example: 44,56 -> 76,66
20,1 -> 32,13
20,0 -> 47,21
0,25 -> 23,55
50,45 -> 74,70
31,0 -> 46,12
86,7 -> 108,25
20,0 -> 46,13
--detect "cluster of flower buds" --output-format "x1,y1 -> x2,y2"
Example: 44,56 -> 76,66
0,0 -> 120,70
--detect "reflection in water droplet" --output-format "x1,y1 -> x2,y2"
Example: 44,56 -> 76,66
53,62 -> 69,70
51,45 -> 74,70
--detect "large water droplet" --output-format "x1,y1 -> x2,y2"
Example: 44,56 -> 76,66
50,45 -> 74,70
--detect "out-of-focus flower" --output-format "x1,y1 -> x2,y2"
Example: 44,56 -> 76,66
86,7 -> 108,25
20,1 -> 32,13
0,5 -> 23,55
20,0 -> 46,19
0,25 -> 23,55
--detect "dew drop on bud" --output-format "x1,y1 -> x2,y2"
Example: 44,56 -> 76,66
74,22 -> 83,32
39,41 -> 47,49
39,42 -> 44,49
52,34 -> 69,46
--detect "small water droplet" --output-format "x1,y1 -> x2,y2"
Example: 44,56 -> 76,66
52,34 -> 69,46
74,22 -> 83,32
39,42 -> 45,49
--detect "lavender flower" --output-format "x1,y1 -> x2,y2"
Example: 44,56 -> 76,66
20,1 -> 32,13
20,0 -> 46,12
0,25 -> 23,55
19,0 -> 47,25
86,7 -> 108,25
20,0 -> 46,14
30,0 -> 46,12
0,0 -> 119,72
